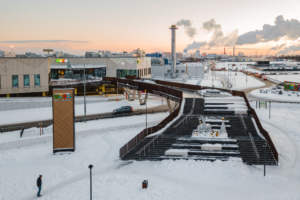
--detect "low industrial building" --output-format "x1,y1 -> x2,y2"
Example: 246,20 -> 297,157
151,65 -> 204,79
0,57 -> 151,97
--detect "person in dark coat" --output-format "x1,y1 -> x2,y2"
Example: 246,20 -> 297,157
37,175 -> 42,197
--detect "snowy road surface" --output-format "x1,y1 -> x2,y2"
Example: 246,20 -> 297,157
0,103 -> 300,199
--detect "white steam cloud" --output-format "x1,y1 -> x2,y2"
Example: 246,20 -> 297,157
176,19 -> 197,38
183,18 -> 238,51
269,43 -> 286,51
237,15 -> 300,45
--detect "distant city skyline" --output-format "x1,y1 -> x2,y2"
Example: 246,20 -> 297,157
1,0 -> 300,55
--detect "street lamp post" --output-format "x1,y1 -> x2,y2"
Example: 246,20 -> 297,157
263,143 -> 267,176
82,59 -> 86,123
88,165 -> 93,200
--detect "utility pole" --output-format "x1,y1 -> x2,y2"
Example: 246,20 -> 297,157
82,59 -> 86,123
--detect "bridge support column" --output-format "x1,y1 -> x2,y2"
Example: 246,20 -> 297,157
6,94 -> 10,98
166,98 -> 172,114
74,88 -> 77,96
42,92 -> 46,97
132,90 -> 136,99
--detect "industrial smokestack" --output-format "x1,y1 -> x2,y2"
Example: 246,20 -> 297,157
170,25 -> 178,78
233,46 -> 235,57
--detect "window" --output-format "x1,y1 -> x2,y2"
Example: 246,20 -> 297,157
24,75 -> 30,87
35,74 -> 40,86
12,75 -> 18,87
116,69 -> 138,78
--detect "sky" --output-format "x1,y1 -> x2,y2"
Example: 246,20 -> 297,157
0,0 -> 300,55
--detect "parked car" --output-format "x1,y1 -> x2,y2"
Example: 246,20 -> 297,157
278,82 -> 284,86
113,106 -> 133,115
262,76 -> 268,81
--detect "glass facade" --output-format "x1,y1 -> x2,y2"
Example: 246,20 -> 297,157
12,75 -> 18,87
35,74 -> 40,86
24,75 -> 30,87
50,68 -> 106,80
117,69 -> 138,78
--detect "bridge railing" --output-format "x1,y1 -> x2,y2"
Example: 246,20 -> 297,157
105,77 -> 184,158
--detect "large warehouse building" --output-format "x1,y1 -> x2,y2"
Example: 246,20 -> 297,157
0,57 -> 151,97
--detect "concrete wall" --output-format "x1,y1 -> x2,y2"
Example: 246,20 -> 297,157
151,65 -> 204,78
0,58 -> 50,95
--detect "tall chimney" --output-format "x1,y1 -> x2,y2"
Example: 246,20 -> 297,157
170,25 -> 178,78
233,46 -> 235,57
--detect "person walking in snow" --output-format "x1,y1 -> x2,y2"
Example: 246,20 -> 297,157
37,175 -> 42,197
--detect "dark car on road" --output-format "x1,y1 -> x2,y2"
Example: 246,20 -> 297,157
113,106 -> 133,115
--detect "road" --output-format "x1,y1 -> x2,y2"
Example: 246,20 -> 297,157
237,75 -> 277,101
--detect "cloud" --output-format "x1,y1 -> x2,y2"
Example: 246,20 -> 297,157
184,41 -> 207,51
0,40 -> 89,43
276,44 -> 300,55
236,15 -> 300,45
176,19 -> 197,38
269,43 -> 286,51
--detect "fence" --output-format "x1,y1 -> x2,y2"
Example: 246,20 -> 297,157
21,127 -> 53,138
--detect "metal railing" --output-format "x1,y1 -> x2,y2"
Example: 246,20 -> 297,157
174,93 -> 196,128
135,134 -> 162,160
248,132 -> 260,161
239,114 -> 247,134
154,80 -> 279,163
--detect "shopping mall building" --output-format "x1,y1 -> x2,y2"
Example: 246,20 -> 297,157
0,57 -> 151,97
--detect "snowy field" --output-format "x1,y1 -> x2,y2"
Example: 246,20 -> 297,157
217,71 -> 266,89
0,99 -> 166,125
266,75 -> 300,83
250,88 -> 300,102
1,101 -> 300,199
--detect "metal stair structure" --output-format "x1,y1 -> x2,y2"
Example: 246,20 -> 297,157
121,98 -> 277,165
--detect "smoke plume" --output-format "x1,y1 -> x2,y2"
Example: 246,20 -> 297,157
184,41 -> 207,51
183,18 -> 238,51
176,19 -> 197,38
276,41 -> 300,55
269,43 -> 286,51
237,15 -> 300,45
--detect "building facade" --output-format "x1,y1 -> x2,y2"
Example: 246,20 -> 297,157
0,58 -> 50,96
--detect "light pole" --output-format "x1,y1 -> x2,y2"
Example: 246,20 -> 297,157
145,90 -> 148,135
88,164 -> 93,200
11,46 -> 14,52
263,143 -> 267,176
82,58 -> 86,123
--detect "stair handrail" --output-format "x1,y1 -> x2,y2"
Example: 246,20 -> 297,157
174,93 -> 196,128
239,114 -> 247,133
248,132 -> 260,160
135,134 -> 162,158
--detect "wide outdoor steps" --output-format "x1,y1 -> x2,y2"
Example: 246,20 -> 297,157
121,98 -> 277,165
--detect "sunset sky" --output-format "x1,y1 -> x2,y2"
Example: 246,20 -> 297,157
1,0 -> 300,55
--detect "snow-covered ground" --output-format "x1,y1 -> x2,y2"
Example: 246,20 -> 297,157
223,71 -> 266,89
0,99 -> 166,125
266,75 -> 300,83
250,87 -> 300,102
1,101 -> 300,199
0,113 -> 169,144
